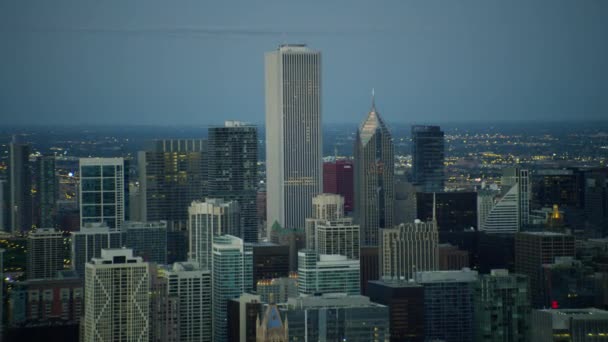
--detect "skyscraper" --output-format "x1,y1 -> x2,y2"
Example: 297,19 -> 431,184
123,221 -> 167,264
84,249 -> 149,342
323,160 -> 354,213
475,269 -> 530,342
27,228 -> 64,279
297,250 -> 360,295
478,187 -> 520,234
163,261 -> 212,342
208,121 -> 258,242
35,155 -> 57,228
502,166 -> 530,228
531,308 -> 608,341
188,199 -> 240,269
380,220 -> 438,281
71,223 -> 125,277
79,157 -> 126,230
265,44 -> 322,233
138,139 -> 207,230
9,135 -> 32,232
411,125 -> 445,193
354,97 -> 395,246
212,235 -> 253,342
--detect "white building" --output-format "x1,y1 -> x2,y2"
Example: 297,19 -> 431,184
265,44 -> 322,233
84,248 -> 149,342
79,157 -> 126,230
27,228 -> 64,279
478,186 -> 520,234
380,220 -> 438,281
163,261 -> 212,342
188,199 -> 240,270
297,250 -> 360,295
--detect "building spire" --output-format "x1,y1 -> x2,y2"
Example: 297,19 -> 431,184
371,88 -> 376,111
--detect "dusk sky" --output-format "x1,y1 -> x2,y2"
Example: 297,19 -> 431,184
1,0 -> 607,126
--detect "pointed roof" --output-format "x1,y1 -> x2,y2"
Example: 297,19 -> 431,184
358,91 -> 390,146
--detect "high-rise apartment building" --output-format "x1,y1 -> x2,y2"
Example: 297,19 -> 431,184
354,98 -> 394,246
208,121 -> 258,243
475,269 -> 530,342
71,223 -> 125,277
163,261 -> 212,342
189,199 -> 240,269
323,160 -> 354,213
305,194 -> 359,259
415,269 -> 478,342
265,44 -> 322,232
9,135 -> 32,232
83,249 -> 149,342
35,155 -> 57,228
380,220 -> 438,281
514,232 -> 575,307
124,221 -> 167,264
138,139 -> 207,230
411,125 -> 445,193
502,166 -> 530,228
27,228 -> 64,279
79,158 -> 126,230
212,235 -> 253,342
297,250 -> 360,295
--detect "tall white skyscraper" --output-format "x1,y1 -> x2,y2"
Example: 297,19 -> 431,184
502,167 -> 530,228
79,158 -> 126,230
188,199 -> 240,270
265,44 -> 322,233
84,248 -> 149,342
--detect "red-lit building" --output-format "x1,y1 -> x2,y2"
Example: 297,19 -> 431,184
323,160 -> 354,213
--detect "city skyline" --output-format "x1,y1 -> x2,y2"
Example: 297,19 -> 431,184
2,1 -> 608,125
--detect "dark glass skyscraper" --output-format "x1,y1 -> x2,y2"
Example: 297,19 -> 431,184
354,99 -> 394,246
35,155 -> 57,228
138,139 -> 207,230
208,121 -> 258,242
411,125 -> 445,193
9,135 -> 32,233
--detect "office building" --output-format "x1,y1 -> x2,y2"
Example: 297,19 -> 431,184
354,97 -> 395,246
138,139 -> 207,230
149,268 -> 179,342
0,179 -> 7,232
438,243 -> 470,270
584,168 -> 608,229
35,155 -> 57,228
380,220 -> 438,281
163,261 -> 212,342
83,249 -> 149,342
502,166 -> 530,228
532,168 -> 584,209
227,294 -> 263,342
475,269 -> 530,342
297,250 -> 360,295
416,191 -> 477,231
540,257 -> 596,309
411,125 -> 445,193
478,186 -> 520,234
269,221 -> 305,272
251,243 -> 290,290
79,157 -> 126,230
265,44 -> 322,233
415,269 -> 478,342
284,294 -> 389,342
368,280 -> 425,342
360,246 -> 379,295
515,232 -> 575,307
394,177 -> 418,226
212,235 -> 253,342
123,220 -> 167,264
256,303 -> 289,342
71,223 -> 124,277
208,121 -> 258,242
27,228 -> 64,279
323,160 -> 354,213
9,135 -> 32,232
531,308 -> 608,341
256,275 -> 298,304
8,272 -> 83,328
189,198 -> 240,270
0,249 -> 4,338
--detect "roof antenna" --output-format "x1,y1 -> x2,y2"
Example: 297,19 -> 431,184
371,88 -> 376,111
